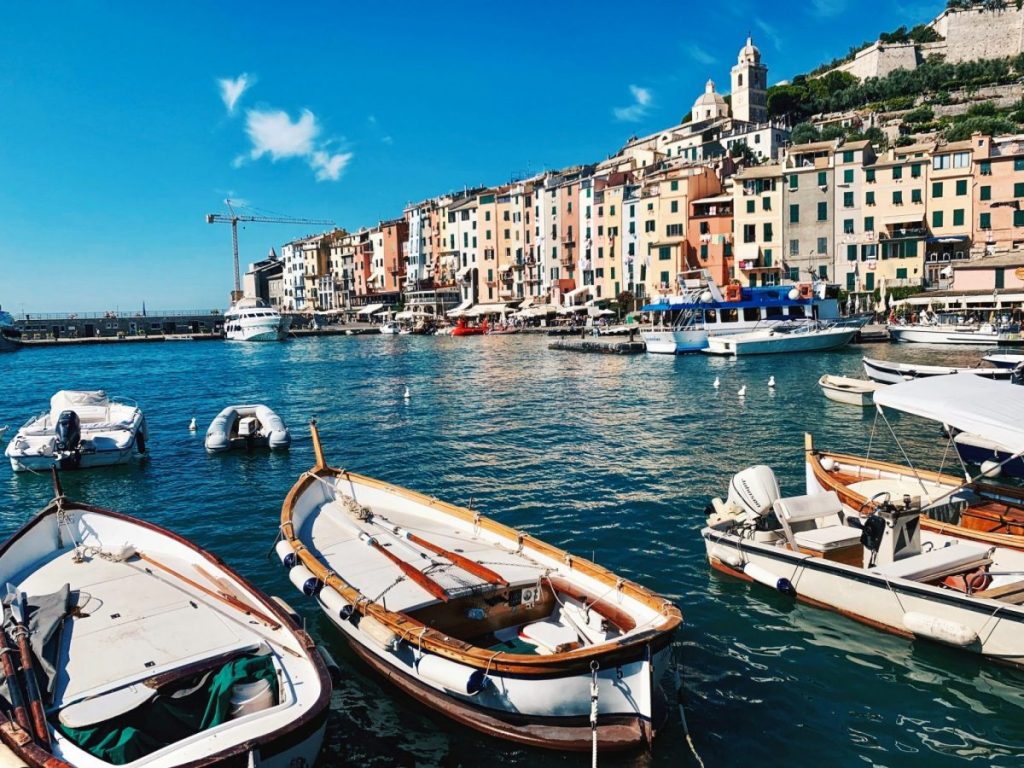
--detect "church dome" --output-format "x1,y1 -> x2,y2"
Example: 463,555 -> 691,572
691,79 -> 729,122
737,35 -> 761,64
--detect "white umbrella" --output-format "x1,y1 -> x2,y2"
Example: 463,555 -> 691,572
886,292 -> 893,311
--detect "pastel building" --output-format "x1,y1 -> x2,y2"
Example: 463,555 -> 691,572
733,164 -> 784,287
782,140 -> 838,284
689,191 -> 734,286
971,133 -> 1024,260
925,139 -> 974,286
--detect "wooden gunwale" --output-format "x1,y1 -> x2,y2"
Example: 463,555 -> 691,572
0,498 -> 333,768
804,433 -> 1024,550
281,464 -> 682,676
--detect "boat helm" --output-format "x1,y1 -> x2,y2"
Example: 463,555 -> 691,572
726,465 -> 781,525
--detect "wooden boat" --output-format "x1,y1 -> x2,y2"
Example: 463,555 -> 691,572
817,374 -> 884,407
704,464 -> 1024,665
451,317 -> 489,337
862,356 -> 1011,384
0,473 -> 331,767
277,422 -> 682,751
204,404 -> 290,453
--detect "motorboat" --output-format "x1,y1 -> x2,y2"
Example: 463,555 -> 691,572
817,375 -> 884,407
204,405 -> 290,453
5,391 -> 148,472
703,463 -> 1024,665
379,321 -> 401,335
0,474 -> 331,767
983,352 -> 1024,369
0,307 -> 23,351
952,431 -> 1024,479
276,423 -> 682,751
862,356 -> 1011,384
703,320 -> 857,356
451,318 -> 489,337
223,297 -> 290,342
640,269 -> 843,354
888,320 -> 1007,345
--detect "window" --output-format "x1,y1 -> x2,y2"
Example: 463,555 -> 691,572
954,152 -> 970,168
1015,158 -> 1024,172
981,185 -> 992,201
863,244 -> 877,260
819,265 -> 828,279
743,224 -> 756,243
789,239 -> 800,256
817,202 -> 827,220
644,220 -> 655,232
585,205 -> 591,217
865,273 -> 874,291
842,218 -> 853,234
658,246 -> 671,260
700,244 -> 709,259
789,175 -> 798,190
660,270 -> 670,286
933,154 -> 950,171
956,179 -> 967,196
847,244 -> 857,261
1015,182 -> 1024,198
981,161 -> 992,176
817,171 -> 827,187
763,248 -> 773,267
842,151 -> 853,163
843,169 -> 854,184
746,200 -> 755,213
980,212 -> 992,229
763,223 -> 773,241
843,191 -> 854,208
932,211 -> 943,228
666,224 -> 684,237
893,166 -> 903,180
996,268 -> 1005,289
866,169 -> 876,183
670,180 -> 679,191
866,191 -> 875,206
896,268 -> 907,280
846,272 -> 856,290
1015,210 -> 1024,228
610,205 -> 616,216
789,204 -> 799,223
893,191 -> 903,205
911,189 -> 922,204
817,236 -> 828,254
788,267 -> 800,281
567,202 -> 573,213
762,197 -> 771,211
932,182 -> 943,199
864,216 -> 874,231
953,209 -> 964,227
671,201 -> 679,213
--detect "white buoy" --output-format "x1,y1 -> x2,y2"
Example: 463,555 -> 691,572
188,417 -> 197,432
768,376 -> 776,389
981,459 -> 1002,478
403,386 -> 410,400
738,385 -> 746,397
713,377 -> 720,389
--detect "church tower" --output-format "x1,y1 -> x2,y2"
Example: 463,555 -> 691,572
730,35 -> 768,124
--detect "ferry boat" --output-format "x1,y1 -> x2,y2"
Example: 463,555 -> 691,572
640,270 -> 842,354
223,298 -> 290,342
0,307 -> 23,352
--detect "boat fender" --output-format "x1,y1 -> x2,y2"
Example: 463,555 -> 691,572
316,644 -> 343,686
820,457 -> 836,472
357,615 -> 400,652
902,611 -> 978,647
743,562 -> 795,596
274,540 -> 297,569
710,547 -> 744,569
288,564 -> 322,597
415,653 -> 486,696
318,586 -> 355,622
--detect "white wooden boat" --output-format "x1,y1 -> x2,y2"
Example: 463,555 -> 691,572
888,322 -> 1001,345
862,356 -> 1011,384
277,423 -> 682,751
204,404 -> 290,453
0,475 -> 331,767
703,321 -> 857,356
817,375 -> 883,407
5,391 -> 148,472
704,463 -> 1024,665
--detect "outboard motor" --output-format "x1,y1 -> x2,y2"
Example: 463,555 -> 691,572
726,465 -> 781,526
1012,362 -> 1024,386
54,410 -> 81,452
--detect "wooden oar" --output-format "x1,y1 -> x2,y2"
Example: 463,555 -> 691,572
362,534 -> 450,602
192,564 -> 269,617
0,604 -> 33,739
401,530 -> 507,587
6,588 -> 50,749
137,553 -> 282,630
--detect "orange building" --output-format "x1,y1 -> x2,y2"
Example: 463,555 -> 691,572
688,193 -> 734,285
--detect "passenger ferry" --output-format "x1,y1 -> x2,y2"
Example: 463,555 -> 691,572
640,271 -> 841,354
223,297 -> 290,342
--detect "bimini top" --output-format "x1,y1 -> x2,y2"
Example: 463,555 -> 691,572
874,373 -> 1024,456
642,285 -> 815,312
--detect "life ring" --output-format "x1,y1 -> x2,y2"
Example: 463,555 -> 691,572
725,284 -> 742,302
798,283 -> 813,300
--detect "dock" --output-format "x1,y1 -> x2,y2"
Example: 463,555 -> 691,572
854,324 -> 890,343
548,339 -> 647,355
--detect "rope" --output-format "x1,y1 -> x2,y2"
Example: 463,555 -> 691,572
673,645 -> 705,768
590,660 -> 599,768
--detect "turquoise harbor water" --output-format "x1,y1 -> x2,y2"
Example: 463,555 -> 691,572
2,337 -> 1024,767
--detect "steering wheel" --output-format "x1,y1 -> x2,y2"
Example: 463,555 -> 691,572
857,491 -> 891,518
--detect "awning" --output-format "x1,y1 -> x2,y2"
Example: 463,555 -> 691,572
465,303 -> 509,317
519,296 -> 536,310
558,305 -> 589,314
926,235 -> 970,244
874,374 -> 1024,456
457,265 -> 475,280
357,303 -> 385,316
515,304 -> 556,317
564,284 -> 592,301
447,298 -> 473,317
367,268 -> 385,286
395,310 -> 434,320
882,213 -> 925,225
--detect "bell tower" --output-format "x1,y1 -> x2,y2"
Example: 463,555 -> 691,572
731,35 -> 768,124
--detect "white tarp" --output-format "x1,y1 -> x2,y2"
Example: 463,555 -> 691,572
874,374 -> 1024,456
356,303 -> 385,316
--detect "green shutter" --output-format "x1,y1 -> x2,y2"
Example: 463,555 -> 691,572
896,268 -> 907,279
1015,210 -> 1024,227
980,161 -> 991,175
817,202 -> 827,220
846,272 -> 856,290
932,182 -> 943,198
864,216 -> 874,231
953,209 -> 964,227
817,171 -> 827,186
865,273 -> 874,291
932,211 -> 943,227
1015,158 -> 1024,172
866,169 -> 876,183
1015,182 -> 1024,198
956,179 -> 967,196
980,212 -> 992,229
843,169 -> 854,183
789,175 -> 798,189
789,204 -> 799,223
981,186 -> 991,201
847,245 -> 857,261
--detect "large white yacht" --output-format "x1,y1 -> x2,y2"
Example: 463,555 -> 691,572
0,307 -> 22,352
223,297 -> 290,342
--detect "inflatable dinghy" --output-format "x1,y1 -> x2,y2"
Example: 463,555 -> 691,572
204,405 -> 291,453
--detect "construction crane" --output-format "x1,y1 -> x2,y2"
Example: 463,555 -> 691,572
205,199 -> 335,301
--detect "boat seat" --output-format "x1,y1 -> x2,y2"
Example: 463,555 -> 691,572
519,620 -> 580,655
870,543 -> 992,582
773,492 -> 859,552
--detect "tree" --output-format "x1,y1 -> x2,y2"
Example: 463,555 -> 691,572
616,291 -> 636,317
821,124 -> 847,140
903,105 -> 934,123
729,141 -> 757,165
791,122 -> 821,144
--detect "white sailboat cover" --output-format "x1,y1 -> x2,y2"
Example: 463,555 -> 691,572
874,373 -> 1024,455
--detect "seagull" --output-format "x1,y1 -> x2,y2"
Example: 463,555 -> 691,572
403,386 -> 411,400
188,417 -> 197,432
738,385 -> 746,397
768,376 -> 776,389
713,377 -> 720,389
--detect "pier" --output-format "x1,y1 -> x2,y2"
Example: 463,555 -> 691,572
548,339 -> 647,355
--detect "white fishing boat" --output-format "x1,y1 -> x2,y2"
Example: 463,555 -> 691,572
817,375 -> 884,407
703,320 -> 857,356
862,356 -> 1011,384
888,321 -> 1001,345
204,405 -> 290,453
379,321 -> 401,335
983,352 -> 1024,369
5,391 -> 148,472
703,463 -> 1024,665
276,423 -> 682,751
0,475 -> 331,768
223,297 -> 290,342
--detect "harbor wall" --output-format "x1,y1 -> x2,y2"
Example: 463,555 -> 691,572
15,311 -> 225,340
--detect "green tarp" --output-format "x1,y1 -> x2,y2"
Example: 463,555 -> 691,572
58,654 -> 278,765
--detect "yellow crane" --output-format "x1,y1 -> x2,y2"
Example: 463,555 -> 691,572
205,199 -> 334,300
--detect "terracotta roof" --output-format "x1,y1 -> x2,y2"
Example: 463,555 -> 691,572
955,252 -> 1024,270
735,164 -> 783,180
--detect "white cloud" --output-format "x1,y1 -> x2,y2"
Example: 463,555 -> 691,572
381,135 -> 394,145
686,45 -> 717,66
810,0 -> 846,17
218,74 -> 252,114
613,85 -> 653,123
754,18 -> 783,50
241,108 -> 352,182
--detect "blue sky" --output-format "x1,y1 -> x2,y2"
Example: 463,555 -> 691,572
0,0 -> 939,313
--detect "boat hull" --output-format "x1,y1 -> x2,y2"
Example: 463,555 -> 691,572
641,328 -> 709,354
8,446 -> 141,473
705,327 -> 856,356
818,375 -> 880,407
983,353 -> 1024,369
888,325 -> 999,345
862,356 -> 1010,384
226,320 -> 289,342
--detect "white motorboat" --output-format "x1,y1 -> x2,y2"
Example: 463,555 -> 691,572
703,320 -> 857,356
0,307 -> 23,352
276,423 -> 682,751
862,356 -> 1011,384
888,321 -> 1001,345
704,463 -> 1024,665
817,374 -> 884,407
379,321 -> 401,335
0,476 -> 331,768
223,298 -> 290,342
983,352 -> 1024,369
5,391 -> 148,472
204,405 -> 290,453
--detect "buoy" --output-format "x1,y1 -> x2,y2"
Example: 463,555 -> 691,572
319,585 -> 355,621
288,564 -> 322,597
188,417 -> 197,432
274,540 -> 297,569
981,459 -> 1002,478
403,386 -> 410,400
768,376 -> 776,389
416,653 -> 486,695
713,377 -> 720,389
738,385 -> 746,397
743,562 -> 795,595
902,611 -> 978,647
